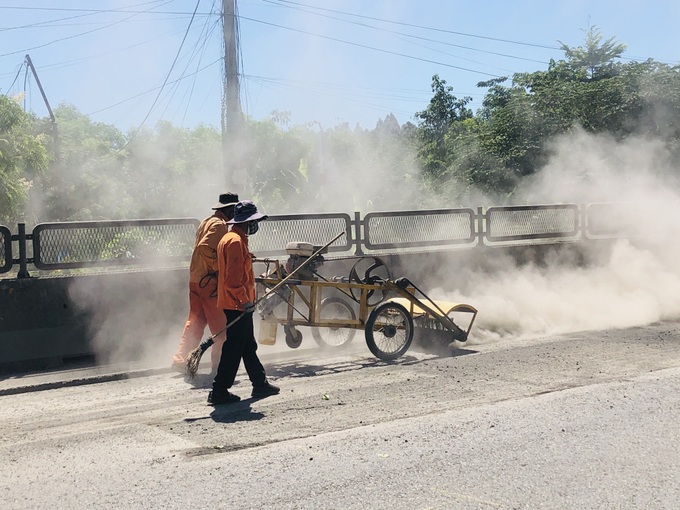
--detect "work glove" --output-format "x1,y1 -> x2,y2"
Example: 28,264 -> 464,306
243,301 -> 256,314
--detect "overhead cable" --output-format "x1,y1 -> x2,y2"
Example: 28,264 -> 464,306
0,0 -> 175,58
123,0 -> 203,143
239,16 -> 499,77
264,0 -> 559,50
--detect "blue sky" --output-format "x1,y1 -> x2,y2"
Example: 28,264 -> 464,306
1,0 -> 679,132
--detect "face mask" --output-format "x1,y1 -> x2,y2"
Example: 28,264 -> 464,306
247,221 -> 259,235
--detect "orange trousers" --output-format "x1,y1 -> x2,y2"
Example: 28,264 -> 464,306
172,279 -> 226,371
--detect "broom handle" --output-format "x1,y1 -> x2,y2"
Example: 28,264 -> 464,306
204,231 -> 345,342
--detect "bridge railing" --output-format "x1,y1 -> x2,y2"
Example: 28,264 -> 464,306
31,219 -> 200,270
0,202 -> 641,277
485,204 -> 580,242
0,226 -> 11,274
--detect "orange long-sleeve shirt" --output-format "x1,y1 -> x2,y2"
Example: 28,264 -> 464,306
216,225 -> 255,311
188,213 -> 230,283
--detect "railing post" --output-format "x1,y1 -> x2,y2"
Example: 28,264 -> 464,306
17,223 -> 31,279
353,211 -> 364,256
476,206 -> 485,247
579,203 -> 587,240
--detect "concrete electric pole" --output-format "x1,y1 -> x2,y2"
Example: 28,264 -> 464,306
222,0 -> 243,185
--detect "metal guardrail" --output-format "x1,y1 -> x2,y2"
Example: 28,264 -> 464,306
364,208 -> 475,250
0,226 -> 11,274
585,202 -> 649,237
32,218 -> 199,270
486,204 -> 580,242
249,213 -> 352,255
0,203 -> 643,277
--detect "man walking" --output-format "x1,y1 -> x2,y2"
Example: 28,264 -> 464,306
209,200 -> 280,405
172,192 -> 239,373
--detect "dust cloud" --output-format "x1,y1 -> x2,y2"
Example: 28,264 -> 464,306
67,269 -> 187,367
65,126 -> 680,368
428,129 -> 680,344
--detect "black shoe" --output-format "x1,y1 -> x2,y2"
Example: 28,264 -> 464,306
252,381 -> 280,398
207,390 -> 240,405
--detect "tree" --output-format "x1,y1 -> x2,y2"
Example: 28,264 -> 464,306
240,115 -> 314,212
559,25 -> 627,80
0,95 -> 49,225
123,121 -> 223,219
472,28 -> 633,185
475,77 -> 542,178
39,104 -> 127,221
414,75 -> 472,179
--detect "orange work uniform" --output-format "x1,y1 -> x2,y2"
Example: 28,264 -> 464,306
212,224 -> 267,393
216,226 -> 255,311
172,213 -> 229,370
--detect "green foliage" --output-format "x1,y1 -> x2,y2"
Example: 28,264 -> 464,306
240,115 -> 314,210
123,121 -> 223,218
41,104 -> 128,221
0,95 -> 49,225
414,75 -> 473,179
98,228 -> 193,261
559,25 -> 627,79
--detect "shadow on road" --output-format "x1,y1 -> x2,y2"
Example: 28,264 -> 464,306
266,346 -> 478,379
183,399 -> 265,424
210,400 -> 265,423
178,342 -> 479,389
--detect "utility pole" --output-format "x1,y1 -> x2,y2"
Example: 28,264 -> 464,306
222,0 -> 243,186
25,54 -> 59,164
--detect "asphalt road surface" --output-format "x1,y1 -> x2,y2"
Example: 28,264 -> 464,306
2,322 -> 680,509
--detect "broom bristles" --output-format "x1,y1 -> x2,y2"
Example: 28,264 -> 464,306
186,338 -> 214,379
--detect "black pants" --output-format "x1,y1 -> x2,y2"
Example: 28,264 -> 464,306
213,309 -> 266,391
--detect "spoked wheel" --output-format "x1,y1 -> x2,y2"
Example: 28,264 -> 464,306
348,256 -> 391,306
312,296 -> 357,348
365,301 -> 414,361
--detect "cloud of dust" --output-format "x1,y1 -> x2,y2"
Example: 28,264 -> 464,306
66,127 -> 680,366
67,269 -> 187,367
425,129 -> 680,344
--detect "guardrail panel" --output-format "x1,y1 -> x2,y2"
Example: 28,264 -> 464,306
32,218 -> 200,270
486,204 -> 579,242
0,226 -> 11,274
586,202 -> 649,237
249,213 -> 352,256
364,209 -> 476,250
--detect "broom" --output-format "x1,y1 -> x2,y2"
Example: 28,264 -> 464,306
185,232 -> 345,378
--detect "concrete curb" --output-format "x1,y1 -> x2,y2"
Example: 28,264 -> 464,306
0,367 -> 173,396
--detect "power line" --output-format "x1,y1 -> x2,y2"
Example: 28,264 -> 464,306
0,26 -> 195,79
159,4 -> 222,125
124,0 -> 203,142
85,58 -> 221,116
0,0 -> 171,32
263,0 -> 560,51
5,62 -> 25,92
239,16 -> 499,78
261,0 -> 550,66
0,1 -> 176,58
0,5 -> 215,16
264,0 -> 678,66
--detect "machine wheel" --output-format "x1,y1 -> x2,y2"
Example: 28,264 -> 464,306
311,297 -> 357,348
284,325 -> 303,349
348,256 -> 391,306
365,301 -> 414,361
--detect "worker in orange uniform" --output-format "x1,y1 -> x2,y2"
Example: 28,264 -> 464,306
172,192 -> 239,374
209,200 -> 280,405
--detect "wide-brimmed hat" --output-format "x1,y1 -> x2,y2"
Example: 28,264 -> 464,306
212,192 -> 239,210
227,200 -> 268,224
